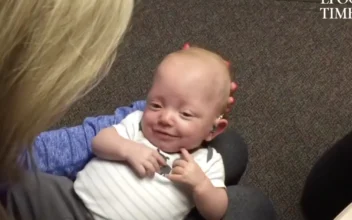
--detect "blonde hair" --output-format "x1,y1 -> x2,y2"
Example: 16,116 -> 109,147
0,0 -> 134,217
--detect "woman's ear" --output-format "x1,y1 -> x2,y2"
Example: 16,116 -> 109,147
205,118 -> 228,142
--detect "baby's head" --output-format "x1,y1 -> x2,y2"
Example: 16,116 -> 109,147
141,46 -> 232,153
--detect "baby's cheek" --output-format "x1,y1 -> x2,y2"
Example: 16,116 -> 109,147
142,110 -> 154,123
180,123 -> 199,137
181,128 -> 206,148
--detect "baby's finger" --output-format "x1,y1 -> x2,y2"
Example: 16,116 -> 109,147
153,151 -> 166,166
172,159 -> 188,168
167,174 -> 183,183
135,164 -> 146,178
180,148 -> 193,162
171,166 -> 184,175
146,168 -> 155,178
150,157 -> 160,173
143,161 -> 155,177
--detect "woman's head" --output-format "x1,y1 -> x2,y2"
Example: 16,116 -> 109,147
0,0 -> 134,183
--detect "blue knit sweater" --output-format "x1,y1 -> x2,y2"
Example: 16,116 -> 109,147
32,100 -> 146,180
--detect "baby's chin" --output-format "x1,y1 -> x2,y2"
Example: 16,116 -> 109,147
154,141 -> 199,154
158,147 -> 180,153
153,142 -> 181,153
148,139 -> 184,153
144,132 -> 200,153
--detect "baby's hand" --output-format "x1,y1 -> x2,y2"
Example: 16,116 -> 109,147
167,148 -> 207,190
125,143 -> 166,178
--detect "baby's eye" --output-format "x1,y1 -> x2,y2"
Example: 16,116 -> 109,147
181,112 -> 193,118
150,103 -> 161,109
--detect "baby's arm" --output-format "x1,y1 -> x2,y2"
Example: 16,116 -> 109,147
92,111 -> 143,162
193,180 -> 228,220
168,149 -> 228,219
92,127 -> 165,177
194,150 -> 228,220
92,112 -> 166,177
92,126 -> 134,161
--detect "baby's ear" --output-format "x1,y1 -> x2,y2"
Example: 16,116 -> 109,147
204,118 -> 228,142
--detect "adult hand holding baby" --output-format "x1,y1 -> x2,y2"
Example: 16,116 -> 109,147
125,143 -> 166,178
226,82 -> 237,113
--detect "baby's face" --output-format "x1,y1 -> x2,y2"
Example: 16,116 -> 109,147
141,51 -> 229,153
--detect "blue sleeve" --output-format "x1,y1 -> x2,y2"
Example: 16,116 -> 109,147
32,100 -> 146,180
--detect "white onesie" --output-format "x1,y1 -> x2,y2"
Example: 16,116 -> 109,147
74,110 -> 225,220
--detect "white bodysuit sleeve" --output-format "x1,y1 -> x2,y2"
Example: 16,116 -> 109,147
112,110 -> 143,140
204,149 -> 226,188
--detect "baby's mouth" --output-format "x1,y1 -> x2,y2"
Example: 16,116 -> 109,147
153,129 -> 177,138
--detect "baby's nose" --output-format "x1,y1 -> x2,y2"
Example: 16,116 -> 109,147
159,110 -> 173,125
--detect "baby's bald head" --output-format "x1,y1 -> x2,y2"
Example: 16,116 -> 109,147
153,47 -> 232,115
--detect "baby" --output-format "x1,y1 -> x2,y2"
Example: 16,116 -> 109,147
74,46 -> 232,220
